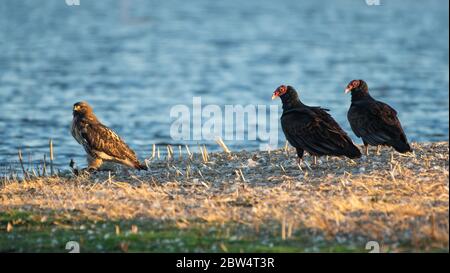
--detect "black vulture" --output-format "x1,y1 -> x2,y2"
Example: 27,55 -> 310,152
272,85 -> 361,165
345,80 -> 412,155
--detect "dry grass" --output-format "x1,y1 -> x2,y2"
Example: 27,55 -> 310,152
0,142 -> 448,252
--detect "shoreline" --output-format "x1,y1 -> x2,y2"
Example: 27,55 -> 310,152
1,142 -> 448,252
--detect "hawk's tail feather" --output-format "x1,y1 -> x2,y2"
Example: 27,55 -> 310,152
135,161 -> 148,171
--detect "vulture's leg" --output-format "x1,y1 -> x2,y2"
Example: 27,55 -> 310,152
296,148 -> 312,171
363,141 -> 369,156
376,145 -> 381,155
296,148 -> 304,165
313,156 -> 318,165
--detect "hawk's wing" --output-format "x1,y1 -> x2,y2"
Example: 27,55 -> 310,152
76,120 -> 140,164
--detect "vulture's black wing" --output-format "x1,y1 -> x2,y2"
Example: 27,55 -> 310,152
281,107 -> 361,158
348,100 -> 411,152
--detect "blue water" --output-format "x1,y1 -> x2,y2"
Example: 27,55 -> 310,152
0,0 -> 448,170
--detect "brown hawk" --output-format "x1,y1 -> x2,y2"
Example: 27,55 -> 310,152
71,101 -> 148,171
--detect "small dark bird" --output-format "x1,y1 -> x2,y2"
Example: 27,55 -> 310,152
71,101 -> 148,172
273,85 -> 361,165
345,80 -> 412,155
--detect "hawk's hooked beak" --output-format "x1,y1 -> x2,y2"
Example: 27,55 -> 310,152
345,88 -> 352,94
73,105 -> 81,111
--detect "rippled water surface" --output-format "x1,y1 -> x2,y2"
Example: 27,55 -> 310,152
0,0 -> 448,170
